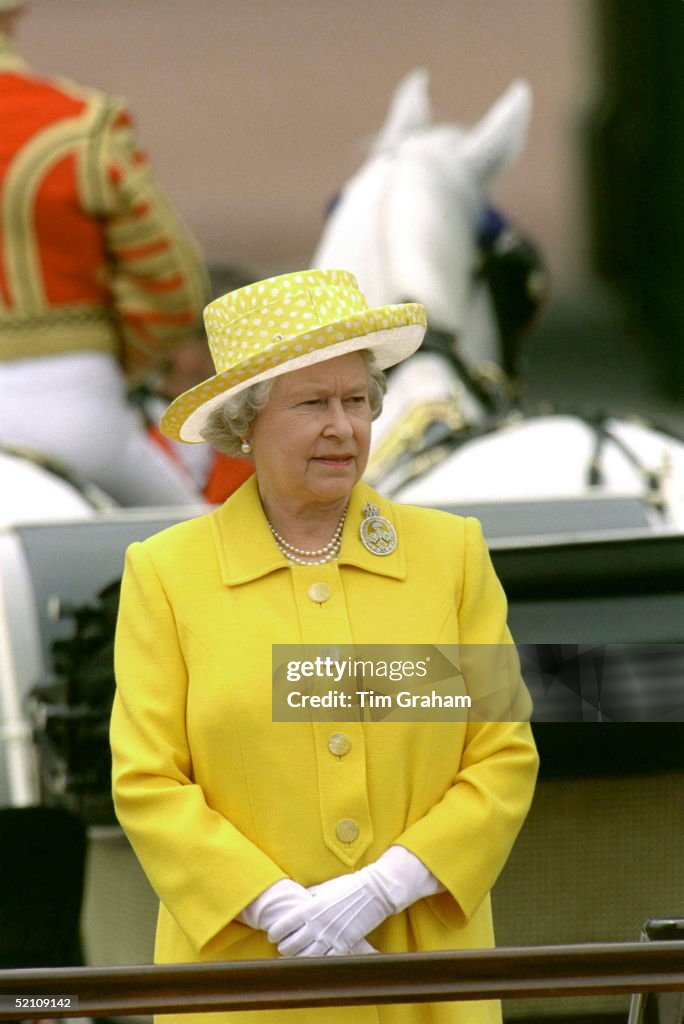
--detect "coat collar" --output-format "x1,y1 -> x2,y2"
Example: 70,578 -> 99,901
211,475 -> 406,586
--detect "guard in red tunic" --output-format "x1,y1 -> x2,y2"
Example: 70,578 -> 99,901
0,0 -> 210,505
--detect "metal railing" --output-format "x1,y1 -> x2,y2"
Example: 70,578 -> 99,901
1,941 -> 683,1019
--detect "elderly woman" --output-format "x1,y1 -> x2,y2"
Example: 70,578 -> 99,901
110,268 -> 538,1024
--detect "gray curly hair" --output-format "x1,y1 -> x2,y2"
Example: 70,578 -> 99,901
200,350 -> 387,457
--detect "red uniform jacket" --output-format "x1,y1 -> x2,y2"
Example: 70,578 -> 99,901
0,32 -> 208,376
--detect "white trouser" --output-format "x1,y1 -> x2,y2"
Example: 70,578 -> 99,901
0,352 -> 203,507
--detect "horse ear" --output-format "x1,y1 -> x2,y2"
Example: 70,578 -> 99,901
372,68 -> 432,154
462,79 -> 532,186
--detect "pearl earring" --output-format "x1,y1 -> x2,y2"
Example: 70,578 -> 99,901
240,439 -> 252,455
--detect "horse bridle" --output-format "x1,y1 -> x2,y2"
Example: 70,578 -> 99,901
376,329 -> 678,512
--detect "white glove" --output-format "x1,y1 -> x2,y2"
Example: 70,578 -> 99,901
237,878 -> 308,932
268,846 -> 443,957
236,878 -> 377,956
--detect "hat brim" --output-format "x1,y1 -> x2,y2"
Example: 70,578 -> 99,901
161,303 -> 426,443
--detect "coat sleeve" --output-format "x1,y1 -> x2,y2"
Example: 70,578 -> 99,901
392,516 -> 539,929
110,542 -> 287,955
89,101 -> 210,380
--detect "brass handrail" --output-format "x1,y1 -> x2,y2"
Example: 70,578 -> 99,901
1,941 -> 683,1018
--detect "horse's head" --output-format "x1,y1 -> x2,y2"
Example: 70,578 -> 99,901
312,69 -> 534,369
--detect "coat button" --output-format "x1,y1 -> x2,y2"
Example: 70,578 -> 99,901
308,582 -> 332,603
328,732 -> 352,757
335,818 -> 359,843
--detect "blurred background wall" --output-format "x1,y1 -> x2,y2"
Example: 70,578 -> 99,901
19,0 -> 592,287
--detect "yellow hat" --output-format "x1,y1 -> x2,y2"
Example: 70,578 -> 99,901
161,268 -> 426,443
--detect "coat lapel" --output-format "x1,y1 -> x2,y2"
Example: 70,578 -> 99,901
338,480 -> 406,580
210,476 -> 287,585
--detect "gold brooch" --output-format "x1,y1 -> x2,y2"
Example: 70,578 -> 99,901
359,502 -> 397,556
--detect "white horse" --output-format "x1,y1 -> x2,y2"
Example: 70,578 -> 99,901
312,70 -> 684,528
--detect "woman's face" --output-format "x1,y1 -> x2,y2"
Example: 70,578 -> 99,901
248,352 -> 372,510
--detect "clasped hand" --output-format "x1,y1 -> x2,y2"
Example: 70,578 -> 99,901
238,847 -> 441,957
269,866 -> 394,957
236,876 -> 378,956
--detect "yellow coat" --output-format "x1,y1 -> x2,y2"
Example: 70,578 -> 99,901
111,476 -> 538,1024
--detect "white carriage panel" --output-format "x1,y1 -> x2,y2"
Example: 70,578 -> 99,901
0,531 -> 44,806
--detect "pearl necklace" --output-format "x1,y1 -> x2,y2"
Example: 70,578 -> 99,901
268,506 -> 348,566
